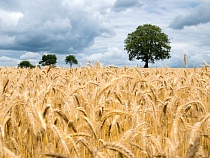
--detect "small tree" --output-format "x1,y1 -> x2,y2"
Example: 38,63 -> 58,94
124,24 -> 171,68
18,60 -> 35,68
39,54 -> 57,66
65,55 -> 78,68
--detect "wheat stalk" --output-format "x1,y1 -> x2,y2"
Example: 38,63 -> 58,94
76,138 -> 96,157
186,135 -> 200,158
1,146 -> 20,158
44,153 -> 68,158
83,116 -> 97,140
51,125 -> 70,156
184,54 -> 187,67
99,139 -> 135,158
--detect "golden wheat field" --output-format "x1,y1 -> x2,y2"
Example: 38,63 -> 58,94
0,63 -> 210,158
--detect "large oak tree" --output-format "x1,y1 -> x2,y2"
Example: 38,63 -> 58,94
124,24 -> 171,68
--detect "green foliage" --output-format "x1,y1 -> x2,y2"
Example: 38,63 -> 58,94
124,24 -> 171,68
65,55 -> 78,68
18,60 -> 35,68
39,54 -> 57,66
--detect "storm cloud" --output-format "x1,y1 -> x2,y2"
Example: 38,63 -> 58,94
169,2 -> 210,29
0,0 -> 114,54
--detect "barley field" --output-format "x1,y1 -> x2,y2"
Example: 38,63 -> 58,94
0,63 -> 210,158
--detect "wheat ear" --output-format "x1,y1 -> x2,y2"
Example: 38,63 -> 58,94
99,139 -> 135,158
44,153 -> 68,158
56,110 -> 77,133
66,135 -> 81,158
76,138 -> 96,157
184,54 -> 187,67
51,125 -> 70,156
100,111 -> 132,130
83,116 -> 97,139
186,135 -> 200,158
1,146 -> 20,158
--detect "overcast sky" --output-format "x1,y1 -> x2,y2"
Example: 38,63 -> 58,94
0,0 -> 210,68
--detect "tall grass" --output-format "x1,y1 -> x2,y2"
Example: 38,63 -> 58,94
0,65 -> 210,157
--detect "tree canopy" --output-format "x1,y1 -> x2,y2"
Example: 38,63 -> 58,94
18,60 -> 35,68
65,55 -> 78,68
39,54 -> 57,66
124,24 -> 171,68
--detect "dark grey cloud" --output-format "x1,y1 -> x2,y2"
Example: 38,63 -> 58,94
169,2 -> 210,29
0,0 -> 115,54
112,0 -> 142,12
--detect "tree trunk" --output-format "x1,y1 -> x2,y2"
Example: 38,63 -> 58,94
144,59 -> 149,68
70,62 -> 72,68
